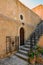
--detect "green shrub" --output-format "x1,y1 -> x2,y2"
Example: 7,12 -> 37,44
28,45 -> 43,60
39,48 -> 43,55
29,51 -> 35,59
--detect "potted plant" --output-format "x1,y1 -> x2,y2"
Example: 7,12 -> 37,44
28,45 -> 43,64
28,45 -> 40,64
36,47 -> 43,64
34,45 -> 43,64
28,51 -> 36,64
38,47 -> 43,55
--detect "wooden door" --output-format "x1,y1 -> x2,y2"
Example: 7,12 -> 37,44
20,28 -> 24,45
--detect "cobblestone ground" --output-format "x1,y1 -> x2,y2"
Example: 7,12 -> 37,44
0,55 -> 28,65
0,55 -> 43,65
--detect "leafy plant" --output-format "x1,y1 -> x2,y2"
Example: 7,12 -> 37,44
28,45 -> 43,64
34,45 -> 40,50
39,48 -> 43,55
29,51 -> 35,59
28,45 -> 40,58
35,51 -> 40,57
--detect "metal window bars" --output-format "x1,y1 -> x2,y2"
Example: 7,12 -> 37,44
6,36 -> 19,54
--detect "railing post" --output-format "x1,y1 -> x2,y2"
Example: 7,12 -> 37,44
30,35 -> 33,51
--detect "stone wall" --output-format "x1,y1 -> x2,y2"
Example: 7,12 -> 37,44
0,15 -> 35,58
0,0 -> 41,58
0,0 -> 41,26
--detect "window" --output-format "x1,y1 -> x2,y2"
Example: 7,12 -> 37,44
20,15 -> 23,20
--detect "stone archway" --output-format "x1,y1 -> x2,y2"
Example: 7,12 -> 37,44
20,27 -> 24,45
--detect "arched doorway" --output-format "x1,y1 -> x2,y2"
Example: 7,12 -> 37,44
20,27 -> 24,45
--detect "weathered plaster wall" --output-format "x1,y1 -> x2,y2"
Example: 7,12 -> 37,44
0,0 -> 41,58
0,0 -> 41,26
0,15 -> 35,58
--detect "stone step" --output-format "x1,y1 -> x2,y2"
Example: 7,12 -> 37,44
15,52 -> 28,61
20,46 -> 30,50
20,46 -> 30,51
26,40 -> 30,42
25,41 -> 30,43
25,44 -> 30,47
24,45 -> 30,48
25,42 -> 30,45
18,49 -> 28,56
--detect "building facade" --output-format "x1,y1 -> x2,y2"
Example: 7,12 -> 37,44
32,5 -> 43,20
0,0 -> 41,58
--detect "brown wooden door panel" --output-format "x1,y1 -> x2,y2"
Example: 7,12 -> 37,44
20,28 -> 24,45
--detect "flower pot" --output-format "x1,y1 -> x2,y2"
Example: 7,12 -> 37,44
36,57 -> 43,64
29,56 -> 36,64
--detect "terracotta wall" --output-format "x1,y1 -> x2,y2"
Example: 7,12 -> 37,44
38,36 -> 43,47
32,5 -> 43,20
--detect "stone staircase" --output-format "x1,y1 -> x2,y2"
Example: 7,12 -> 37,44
15,43 -> 30,61
15,20 -> 43,61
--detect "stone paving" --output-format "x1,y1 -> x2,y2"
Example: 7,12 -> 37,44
0,55 -> 28,65
0,54 -> 43,65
